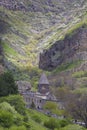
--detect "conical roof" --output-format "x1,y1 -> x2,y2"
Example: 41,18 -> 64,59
39,73 -> 49,85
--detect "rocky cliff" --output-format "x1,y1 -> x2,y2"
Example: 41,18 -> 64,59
39,25 -> 87,70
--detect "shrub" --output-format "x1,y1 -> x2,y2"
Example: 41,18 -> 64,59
0,102 -> 17,114
44,101 -> 57,111
0,110 -> 14,128
59,119 -> 70,127
0,102 -> 24,127
9,125 -> 27,130
14,113 -> 23,126
32,115 -> 41,123
44,118 -> 59,130
23,122 -> 30,129
0,95 -> 26,115
23,114 -> 29,122
58,124 -> 85,130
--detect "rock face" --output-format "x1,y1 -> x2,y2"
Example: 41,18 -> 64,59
0,0 -> 86,12
0,0 -> 26,10
39,26 -> 87,70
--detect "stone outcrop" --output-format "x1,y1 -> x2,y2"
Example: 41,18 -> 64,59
0,0 -> 26,10
39,26 -> 87,70
0,0 -> 86,12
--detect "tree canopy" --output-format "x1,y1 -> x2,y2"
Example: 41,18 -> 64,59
0,71 -> 18,97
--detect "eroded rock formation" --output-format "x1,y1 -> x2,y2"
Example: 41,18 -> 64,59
39,26 -> 87,70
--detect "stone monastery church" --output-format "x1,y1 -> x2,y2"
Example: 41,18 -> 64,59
17,73 -> 56,109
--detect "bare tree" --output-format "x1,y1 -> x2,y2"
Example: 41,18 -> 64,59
65,94 -> 87,128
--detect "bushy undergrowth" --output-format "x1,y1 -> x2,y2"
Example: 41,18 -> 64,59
57,124 -> 86,130
0,101 -> 85,130
44,118 -> 70,130
0,95 -> 26,115
72,71 -> 87,78
0,109 -> 14,128
0,102 -> 25,128
32,115 -> 42,123
53,61 -> 82,74
44,118 -> 59,130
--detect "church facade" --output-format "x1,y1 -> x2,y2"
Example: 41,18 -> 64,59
18,73 -> 56,109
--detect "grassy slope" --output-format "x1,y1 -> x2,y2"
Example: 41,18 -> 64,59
27,109 -> 49,130
27,109 -> 87,130
59,124 -> 86,130
0,107 -> 86,130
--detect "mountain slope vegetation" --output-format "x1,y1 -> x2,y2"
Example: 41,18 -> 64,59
0,0 -> 87,89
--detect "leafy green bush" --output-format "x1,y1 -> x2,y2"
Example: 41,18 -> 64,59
0,110 -> 14,128
44,101 -> 57,111
59,119 -> 70,127
0,102 -> 17,114
9,125 -> 27,130
14,113 -> 23,126
32,115 -> 42,123
58,124 -> 85,130
44,118 -> 59,130
0,97 -> 30,129
44,118 -> 70,130
0,102 -> 24,127
0,95 -> 26,115
23,114 -> 29,122
23,122 -> 30,129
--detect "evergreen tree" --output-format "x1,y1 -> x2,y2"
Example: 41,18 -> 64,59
0,71 -> 18,97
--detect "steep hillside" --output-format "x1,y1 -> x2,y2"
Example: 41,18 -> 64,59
39,23 -> 87,92
39,25 -> 87,70
0,0 -> 87,87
